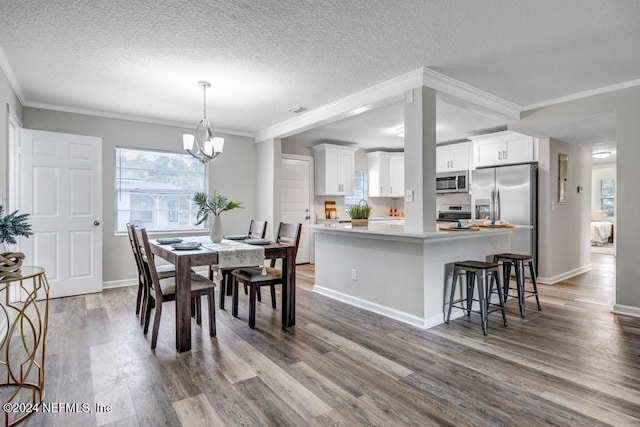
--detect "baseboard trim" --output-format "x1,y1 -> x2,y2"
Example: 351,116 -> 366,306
612,304 -> 640,318
537,264 -> 592,284
102,279 -> 136,289
313,285 -> 425,328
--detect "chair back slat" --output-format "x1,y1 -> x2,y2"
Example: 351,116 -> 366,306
126,223 -> 144,280
248,220 -> 268,238
276,222 -> 302,258
134,227 -> 164,301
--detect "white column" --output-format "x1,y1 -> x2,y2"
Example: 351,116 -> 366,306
404,86 -> 437,233
255,138 -> 282,240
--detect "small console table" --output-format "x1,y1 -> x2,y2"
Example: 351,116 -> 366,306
0,267 -> 49,426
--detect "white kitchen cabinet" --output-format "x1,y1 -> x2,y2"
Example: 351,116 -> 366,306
313,144 -> 356,196
436,142 -> 471,173
367,151 -> 404,197
471,131 -> 535,168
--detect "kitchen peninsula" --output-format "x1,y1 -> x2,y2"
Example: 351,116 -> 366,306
311,223 -> 522,328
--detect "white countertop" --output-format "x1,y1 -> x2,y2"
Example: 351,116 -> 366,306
309,222 -> 529,241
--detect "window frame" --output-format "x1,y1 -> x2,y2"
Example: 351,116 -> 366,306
114,146 -> 209,234
600,178 -> 615,218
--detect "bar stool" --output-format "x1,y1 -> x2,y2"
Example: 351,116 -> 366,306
492,253 -> 541,317
445,260 -> 508,335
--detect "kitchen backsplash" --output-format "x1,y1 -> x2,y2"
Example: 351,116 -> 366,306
314,196 -> 405,220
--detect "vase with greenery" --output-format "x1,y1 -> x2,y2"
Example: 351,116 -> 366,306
194,192 -> 243,243
347,201 -> 372,227
0,206 -> 33,271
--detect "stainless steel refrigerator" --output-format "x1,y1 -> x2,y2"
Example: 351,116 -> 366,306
472,163 -> 538,266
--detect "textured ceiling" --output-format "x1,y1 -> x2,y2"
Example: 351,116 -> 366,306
0,0 -> 639,140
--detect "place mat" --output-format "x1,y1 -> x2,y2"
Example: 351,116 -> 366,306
439,225 -> 480,231
203,240 -> 265,268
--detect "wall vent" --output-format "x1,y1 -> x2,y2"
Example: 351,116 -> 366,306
287,105 -> 307,114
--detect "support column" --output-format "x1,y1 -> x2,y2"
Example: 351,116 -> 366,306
255,138 -> 282,240
404,86 -> 437,233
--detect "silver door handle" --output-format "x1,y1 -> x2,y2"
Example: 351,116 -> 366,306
490,189 -> 495,220
305,216 -> 310,220
93,221 -> 101,226
496,188 -> 501,220
503,150 -> 507,159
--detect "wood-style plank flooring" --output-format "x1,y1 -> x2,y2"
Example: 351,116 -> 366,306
23,254 -> 640,426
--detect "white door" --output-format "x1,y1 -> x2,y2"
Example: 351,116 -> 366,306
19,129 -> 102,298
281,157 -> 311,264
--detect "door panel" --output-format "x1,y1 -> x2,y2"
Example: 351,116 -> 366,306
20,129 -> 102,298
281,158 -> 311,264
495,164 -> 532,225
471,168 -> 495,220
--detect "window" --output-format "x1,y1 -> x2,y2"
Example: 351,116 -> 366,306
600,178 -> 615,217
114,147 -> 208,233
344,170 -> 368,207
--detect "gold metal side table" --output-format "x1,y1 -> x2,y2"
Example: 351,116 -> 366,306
0,267 -> 49,426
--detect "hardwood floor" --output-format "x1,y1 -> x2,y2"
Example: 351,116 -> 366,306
23,254 -> 640,426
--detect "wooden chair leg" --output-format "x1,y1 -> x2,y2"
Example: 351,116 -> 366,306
218,274 -> 226,310
249,284 -> 257,329
207,290 -> 216,337
195,297 -> 202,325
143,299 -> 153,334
151,303 -> 162,349
135,279 -> 143,315
232,277 -> 240,317
270,284 -> 276,309
256,286 -> 262,302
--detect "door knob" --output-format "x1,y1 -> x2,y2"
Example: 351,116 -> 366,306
305,216 -> 311,220
93,221 -> 101,226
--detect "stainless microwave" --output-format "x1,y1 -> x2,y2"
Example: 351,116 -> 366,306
436,170 -> 469,193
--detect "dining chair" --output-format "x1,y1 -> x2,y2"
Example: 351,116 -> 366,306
134,226 -> 216,349
126,223 -> 176,318
209,219 -> 268,309
231,222 -> 301,328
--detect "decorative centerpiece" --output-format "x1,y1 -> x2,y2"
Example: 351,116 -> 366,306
194,191 -> 243,243
348,201 -> 372,227
0,206 -> 33,272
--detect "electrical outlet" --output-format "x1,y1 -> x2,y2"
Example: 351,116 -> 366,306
405,189 -> 414,203
351,269 -> 357,281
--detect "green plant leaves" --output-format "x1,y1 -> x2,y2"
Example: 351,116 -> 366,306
193,191 -> 244,225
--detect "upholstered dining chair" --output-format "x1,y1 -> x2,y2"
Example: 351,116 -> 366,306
231,222 -> 301,328
126,223 -> 176,319
209,219 -> 268,309
134,227 -> 216,349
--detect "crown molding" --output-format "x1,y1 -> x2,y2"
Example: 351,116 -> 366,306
420,67 -> 521,118
0,46 -> 25,104
23,101 -> 255,137
255,67 -> 522,142
522,78 -> 640,111
255,68 -> 424,142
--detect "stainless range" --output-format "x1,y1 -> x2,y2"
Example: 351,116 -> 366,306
437,204 -> 472,222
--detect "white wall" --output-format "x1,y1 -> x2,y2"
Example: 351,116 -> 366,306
591,164 -> 616,217
22,107 -> 257,285
512,86 -> 640,316
0,66 -> 22,204
536,138 -> 592,283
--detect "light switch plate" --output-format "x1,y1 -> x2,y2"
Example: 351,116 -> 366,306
405,189 -> 414,203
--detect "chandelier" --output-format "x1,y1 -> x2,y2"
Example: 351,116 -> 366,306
182,81 -> 224,163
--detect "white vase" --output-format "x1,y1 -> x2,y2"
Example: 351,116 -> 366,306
210,215 -> 223,243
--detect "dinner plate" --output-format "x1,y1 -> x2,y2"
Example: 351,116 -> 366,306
244,238 -> 271,245
224,234 -> 249,240
171,242 -> 202,250
157,238 -> 183,244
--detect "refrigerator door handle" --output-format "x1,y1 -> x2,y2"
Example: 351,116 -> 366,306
496,187 -> 501,220
490,188 -> 495,220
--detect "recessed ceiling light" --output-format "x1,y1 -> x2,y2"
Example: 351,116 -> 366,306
287,105 -> 307,114
592,151 -> 612,159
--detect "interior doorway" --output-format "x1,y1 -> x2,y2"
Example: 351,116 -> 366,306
280,155 -> 313,264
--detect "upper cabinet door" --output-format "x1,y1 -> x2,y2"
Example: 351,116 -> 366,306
471,131 -> 536,168
388,153 -> 404,197
436,142 -> 471,172
314,144 -> 356,196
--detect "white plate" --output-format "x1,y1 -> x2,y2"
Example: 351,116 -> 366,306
224,234 -> 249,240
171,242 -> 202,250
157,238 -> 183,244
244,238 -> 271,245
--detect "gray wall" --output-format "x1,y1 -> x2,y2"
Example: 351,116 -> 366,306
512,86 -> 640,315
22,107 -> 257,285
1,67 -> 22,203
537,138 -> 592,281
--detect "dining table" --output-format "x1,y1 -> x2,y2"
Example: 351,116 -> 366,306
149,236 -> 297,352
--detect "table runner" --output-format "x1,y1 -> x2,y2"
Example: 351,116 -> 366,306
201,239 -> 265,268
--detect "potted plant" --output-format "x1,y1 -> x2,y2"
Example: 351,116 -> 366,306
194,191 -> 243,243
347,201 -> 372,227
0,206 -> 33,272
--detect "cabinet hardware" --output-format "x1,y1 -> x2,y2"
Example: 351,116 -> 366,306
503,150 -> 507,159
498,152 -> 502,160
